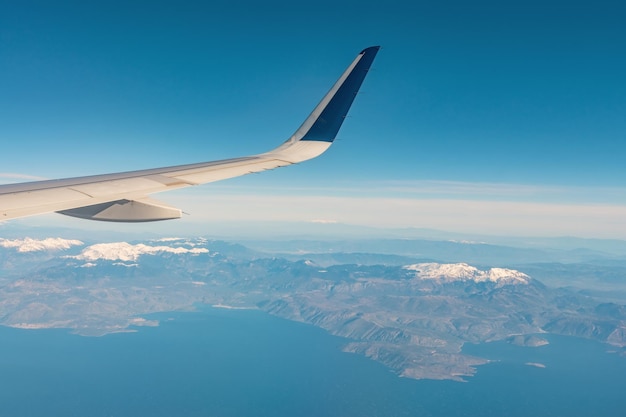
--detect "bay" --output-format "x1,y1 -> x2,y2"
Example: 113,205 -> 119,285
0,307 -> 625,417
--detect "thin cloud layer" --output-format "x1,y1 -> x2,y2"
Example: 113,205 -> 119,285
0,173 -> 48,182
165,189 -> 626,238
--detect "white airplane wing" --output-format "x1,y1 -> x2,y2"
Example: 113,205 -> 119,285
0,46 -> 379,222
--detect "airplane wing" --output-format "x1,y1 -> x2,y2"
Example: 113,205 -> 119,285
0,46 -> 379,222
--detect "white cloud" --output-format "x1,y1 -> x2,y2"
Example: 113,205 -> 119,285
0,237 -> 84,252
72,242 -> 209,262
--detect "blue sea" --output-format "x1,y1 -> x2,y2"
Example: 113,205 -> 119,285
0,307 -> 625,417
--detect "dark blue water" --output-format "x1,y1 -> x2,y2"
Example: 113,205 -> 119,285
0,307 -> 625,417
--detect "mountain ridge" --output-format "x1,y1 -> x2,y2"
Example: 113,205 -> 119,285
1,236 -> 625,381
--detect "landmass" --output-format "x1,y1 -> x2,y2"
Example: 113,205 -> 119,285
1,237 -> 626,381
507,335 -> 549,347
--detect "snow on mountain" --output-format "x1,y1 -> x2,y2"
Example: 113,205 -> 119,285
0,237 -> 84,252
403,262 -> 529,285
152,237 -> 185,242
71,242 -> 209,262
150,237 -> 208,247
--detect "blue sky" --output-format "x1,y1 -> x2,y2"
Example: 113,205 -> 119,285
1,0 -> 626,238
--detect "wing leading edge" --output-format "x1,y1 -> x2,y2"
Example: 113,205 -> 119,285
0,46 -> 380,222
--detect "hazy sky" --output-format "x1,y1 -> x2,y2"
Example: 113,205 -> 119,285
1,0 -> 625,238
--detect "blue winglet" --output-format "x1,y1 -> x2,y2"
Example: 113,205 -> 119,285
300,46 -> 380,142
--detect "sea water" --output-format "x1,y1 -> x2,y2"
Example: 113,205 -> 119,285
0,307 -> 625,417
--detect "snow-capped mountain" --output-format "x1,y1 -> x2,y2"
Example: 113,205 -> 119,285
71,242 -> 209,262
403,262 -> 530,285
0,237 -> 83,252
1,235 -> 625,382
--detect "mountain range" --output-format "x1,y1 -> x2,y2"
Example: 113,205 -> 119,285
1,236 -> 625,381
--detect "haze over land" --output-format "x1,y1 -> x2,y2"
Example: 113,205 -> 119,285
2,230 -> 625,381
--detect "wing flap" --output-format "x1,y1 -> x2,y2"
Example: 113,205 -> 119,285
0,188 -> 90,212
69,177 -> 171,198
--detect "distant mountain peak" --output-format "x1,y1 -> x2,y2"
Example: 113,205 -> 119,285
0,237 -> 83,252
403,262 -> 530,285
70,242 -> 209,262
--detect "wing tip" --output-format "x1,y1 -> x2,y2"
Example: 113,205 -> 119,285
360,45 -> 381,54
296,46 -> 380,143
